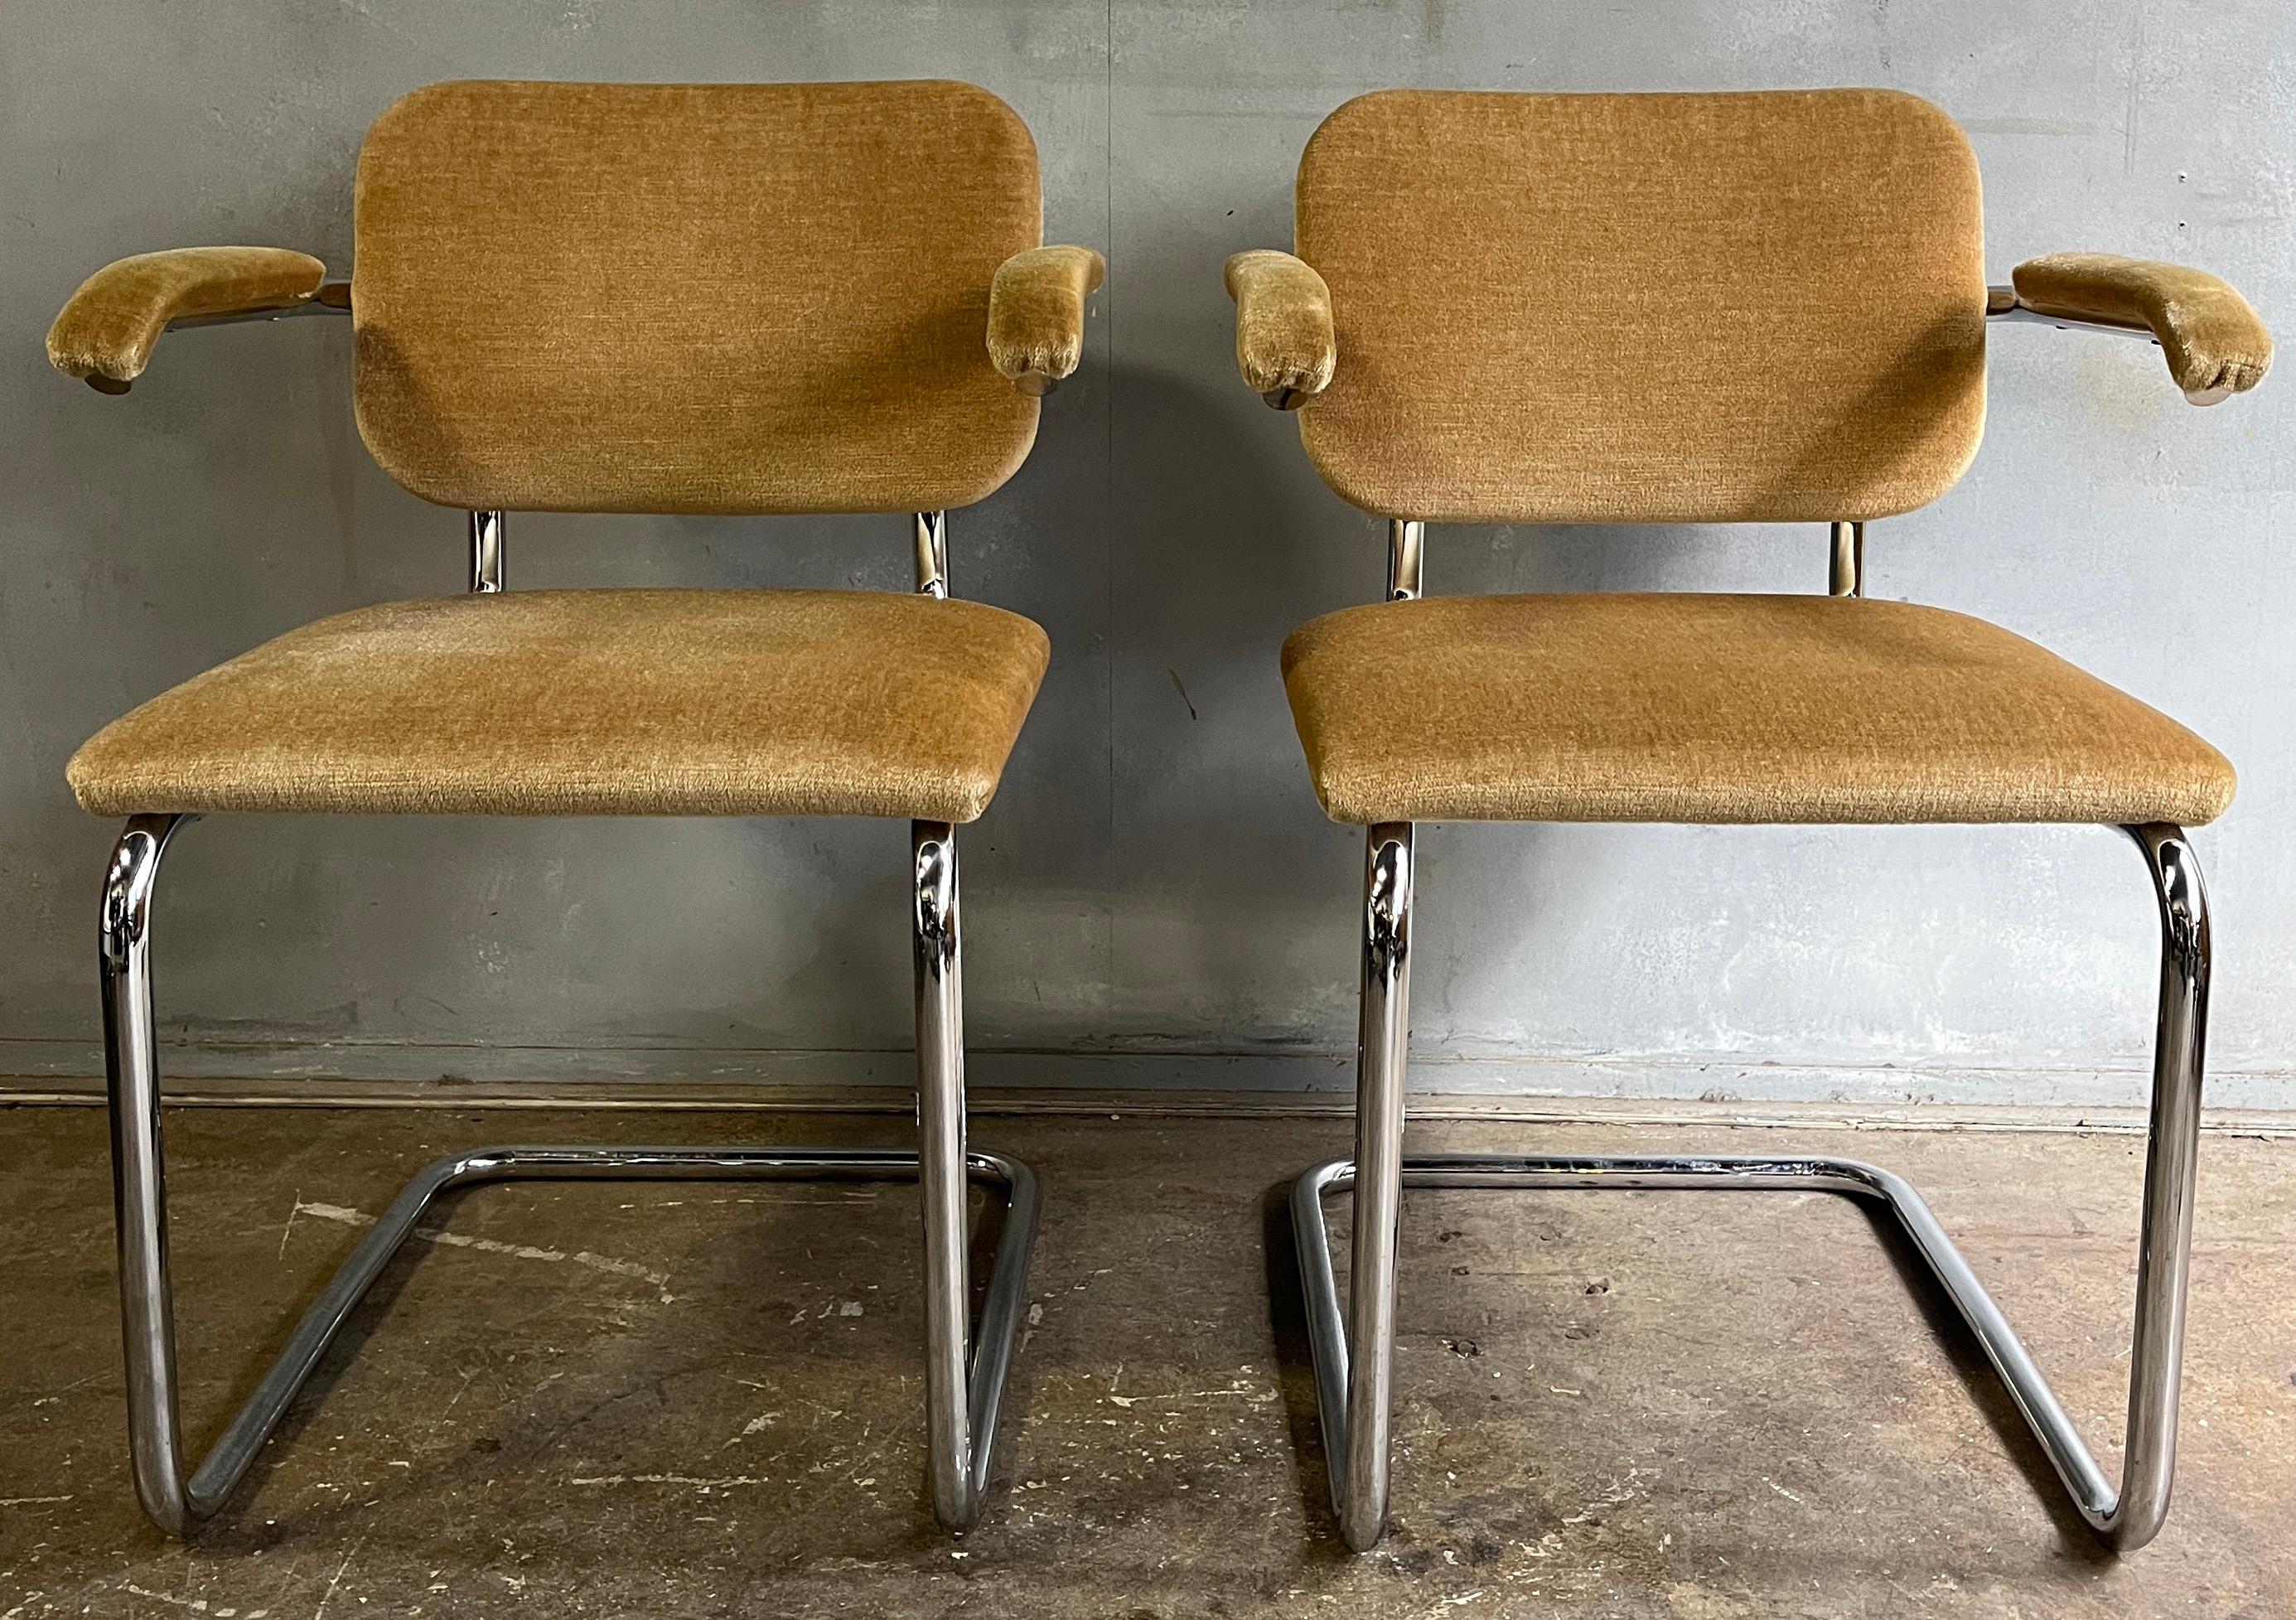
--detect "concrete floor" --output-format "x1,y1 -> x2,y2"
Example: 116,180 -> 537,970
1,1102 -> 2291,1618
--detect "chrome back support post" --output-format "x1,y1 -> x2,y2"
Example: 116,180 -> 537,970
915,510 -> 949,598
1387,520 -> 1424,602
468,510 -> 505,593
1829,520 -> 1864,597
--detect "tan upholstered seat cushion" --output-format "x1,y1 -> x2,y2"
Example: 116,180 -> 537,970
69,590 -> 1048,822
1281,594 -> 2232,827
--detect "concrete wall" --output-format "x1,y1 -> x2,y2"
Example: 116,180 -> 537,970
5,1 -> 2292,1105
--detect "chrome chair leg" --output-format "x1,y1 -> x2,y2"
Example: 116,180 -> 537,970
1294,822 -> 2210,1554
96,815 -> 1038,1537
915,818 -> 977,1528
1337,822 -> 1412,1550
102,813 -> 197,1534
2112,821 -> 2210,1545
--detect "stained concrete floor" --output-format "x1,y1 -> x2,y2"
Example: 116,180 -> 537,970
1,1101 -> 2291,1618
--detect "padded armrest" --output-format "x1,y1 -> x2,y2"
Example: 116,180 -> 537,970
1225,250 -> 1336,410
986,244 -> 1104,396
47,247 -> 330,394
2010,254 -> 2272,405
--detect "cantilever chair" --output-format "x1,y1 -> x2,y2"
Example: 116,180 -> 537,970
48,79 -> 1104,1538
1225,89 -> 2270,1554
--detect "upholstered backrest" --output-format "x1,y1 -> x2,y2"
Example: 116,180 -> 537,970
1293,89 -> 1988,525
352,80 -> 1043,514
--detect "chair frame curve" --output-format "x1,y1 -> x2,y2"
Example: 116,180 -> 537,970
1293,513 -> 2214,1555
96,510 -> 1039,1539
1294,815 -> 2211,1555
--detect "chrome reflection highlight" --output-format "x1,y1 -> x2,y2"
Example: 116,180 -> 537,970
1828,520 -> 1864,597
1387,520 -> 1424,602
1338,822 -> 1413,1550
468,510 -> 505,593
914,510 -> 949,598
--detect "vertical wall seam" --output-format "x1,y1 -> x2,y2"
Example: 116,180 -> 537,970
1102,0 -> 1119,1019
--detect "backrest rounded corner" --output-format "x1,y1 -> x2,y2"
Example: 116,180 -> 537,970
927,79 -> 1039,157
1293,90 -> 1421,258
1299,89 -> 1413,166
1878,375 -> 1990,520
964,81 -> 1047,249
943,398 -> 1046,512
360,79 -> 479,148
1295,411 -> 1395,522
347,393 -> 475,515
1862,85 -> 1979,158
353,79 -> 505,202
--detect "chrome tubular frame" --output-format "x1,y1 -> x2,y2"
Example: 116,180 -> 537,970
165,283 -> 354,332
98,811 -> 1037,1536
1340,823 -> 1413,1548
914,510 -> 949,598
1986,284 -> 2232,407
1986,283 -> 2157,341
1828,520 -> 1864,597
1386,520 -> 1424,602
467,510 -> 505,593
1293,820 -> 2211,1554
